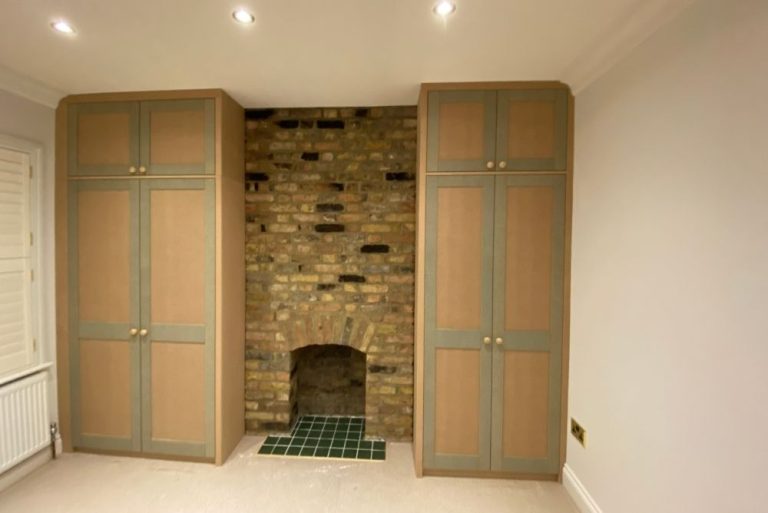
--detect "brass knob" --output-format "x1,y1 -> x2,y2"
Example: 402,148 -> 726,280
138,166 -> 147,174
498,161 -> 507,169
128,166 -> 137,175
495,337 -> 503,346
483,336 -> 491,345
486,161 -> 495,169
129,328 -> 138,336
139,329 -> 148,337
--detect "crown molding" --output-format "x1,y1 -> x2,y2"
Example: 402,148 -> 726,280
563,0 -> 697,95
0,65 -> 65,109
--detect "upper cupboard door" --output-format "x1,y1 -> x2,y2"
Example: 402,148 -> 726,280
496,89 -> 568,171
68,102 -> 140,176
427,91 -> 497,172
140,100 -> 215,175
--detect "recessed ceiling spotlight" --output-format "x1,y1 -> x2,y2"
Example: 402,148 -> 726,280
232,9 -> 255,24
433,1 -> 456,17
50,20 -> 76,34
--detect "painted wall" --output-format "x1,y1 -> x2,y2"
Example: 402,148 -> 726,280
567,0 -> 768,511
0,88 -> 58,424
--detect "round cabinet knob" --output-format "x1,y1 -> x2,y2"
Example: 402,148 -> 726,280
483,336 -> 491,345
128,166 -> 137,175
138,166 -> 147,174
139,329 -> 149,337
498,161 -> 507,169
486,161 -> 495,169
129,328 -> 138,336
495,337 -> 503,346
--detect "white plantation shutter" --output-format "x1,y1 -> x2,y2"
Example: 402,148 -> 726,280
0,147 -> 33,376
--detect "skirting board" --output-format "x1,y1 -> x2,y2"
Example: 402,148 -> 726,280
563,463 -> 604,513
0,448 -> 51,494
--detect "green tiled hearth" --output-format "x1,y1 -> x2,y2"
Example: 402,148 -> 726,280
258,416 -> 386,461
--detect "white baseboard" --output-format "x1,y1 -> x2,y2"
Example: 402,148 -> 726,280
0,448 -> 52,494
563,463 -> 603,513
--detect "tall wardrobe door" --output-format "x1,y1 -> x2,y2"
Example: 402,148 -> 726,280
68,102 -> 140,177
426,91 -> 497,172
490,174 -> 565,473
424,175 -> 494,471
139,179 -> 215,458
496,89 -> 568,171
140,100 -> 215,176
69,180 -> 141,452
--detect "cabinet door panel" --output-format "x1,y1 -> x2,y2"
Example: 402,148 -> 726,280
424,176 -> 494,471
139,179 -> 214,458
491,175 -> 565,473
140,100 -> 215,175
68,102 -> 140,176
69,180 -> 141,452
496,90 -> 568,171
427,91 -> 496,172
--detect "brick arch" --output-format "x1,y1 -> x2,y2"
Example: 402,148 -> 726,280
289,314 -> 376,353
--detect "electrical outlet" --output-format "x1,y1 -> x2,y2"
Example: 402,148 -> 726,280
571,418 -> 587,447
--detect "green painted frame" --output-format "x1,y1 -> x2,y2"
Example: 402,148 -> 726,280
496,89 -> 568,171
490,174 -> 565,474
67,102 -> 140,177
426,90 -> 497,172
68,179 -> 142,452
139,178 -> 216,458
140,99 -> 215,176
423,175 -> 495,471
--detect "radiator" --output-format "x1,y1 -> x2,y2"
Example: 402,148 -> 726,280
0,371 -> 50,474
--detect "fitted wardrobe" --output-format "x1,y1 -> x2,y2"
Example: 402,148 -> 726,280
55,90 -> 245,464
414,82 -> 573,479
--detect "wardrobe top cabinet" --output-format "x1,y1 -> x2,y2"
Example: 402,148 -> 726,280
67,96 -> 215,177
425,83 -> 569,172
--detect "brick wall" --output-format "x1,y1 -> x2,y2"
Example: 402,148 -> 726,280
244,106 -> 416,440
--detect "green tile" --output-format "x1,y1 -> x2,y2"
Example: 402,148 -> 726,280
372,451 -> 386,461
309,430 -> 323,437
315,447 -> 330,457
333,432 -> 348,441
317,439 -> 332,448
372,441 -> 385,451
331,440 -> 345,448
329,449 -> 344,458
258,445 -> 274,455
271,446 -> 288,455
342,449 -> 358,459
299,447 -> 315,457
286,446 -> 302,456
358,450 -> 372,459
358,441 -> 373,450
275,437 -> 291,446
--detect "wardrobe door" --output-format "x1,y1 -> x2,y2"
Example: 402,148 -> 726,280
139,179 -> 215,458
496,89 -> 568,171
490,174 -> 565,474
69,180 -> 141,452
424,175 -> 495,471
68,102 -> 140,177
426,91 -> 497,172
140,100 -> 215,176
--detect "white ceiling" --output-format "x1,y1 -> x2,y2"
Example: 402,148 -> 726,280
0,0 -> 694,108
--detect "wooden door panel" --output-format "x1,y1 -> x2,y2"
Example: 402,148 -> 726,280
424,175 -> 494,471
140,179 -> 214,458
496,89 -> 568,171
68,102 -> 139,176
491,174 -> 565,474
140,100 -> 214,175
427,91 -> 496,172
69,180 -> 140,452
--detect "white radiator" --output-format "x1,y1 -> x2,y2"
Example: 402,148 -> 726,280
0,371 -> 50,473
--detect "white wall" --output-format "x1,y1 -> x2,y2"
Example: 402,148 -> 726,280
567,0 -> 768,512
0,88 -> 58,424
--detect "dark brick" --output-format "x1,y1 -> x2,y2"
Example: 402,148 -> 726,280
368,365 -> 397,374
360,244 -> 390,253
328,183 -> 344,191
276,120 -> 299,129
315,224 -> 345,233
338,274 -> 366,283
316,203 -> 344,212
302,152 -> 319,161
245,109 -> 275,120
385,172 -> 415,181
317,284 -> 337,291
355,108 -> 369,118
246,172 -> 269,182
317,120 -> 345,129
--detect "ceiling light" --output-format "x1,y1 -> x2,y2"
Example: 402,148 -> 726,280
51,20 -> 76,34
433,1 -> 456,17
232,9 -> 255,24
